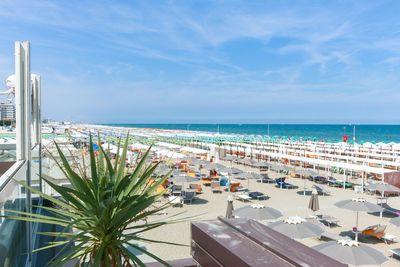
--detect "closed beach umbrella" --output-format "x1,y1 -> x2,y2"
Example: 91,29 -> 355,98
334,198 -> 383,241
268,216 -> 324,239
390,216 -> 400,227
313,240 -> 388,266
308,189 -> 319,215
234,204 -> 282,221
226,196 -> 234,219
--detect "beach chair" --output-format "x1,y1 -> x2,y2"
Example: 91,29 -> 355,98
211,181 -> 222,193
389,248 -> 400,260
361,224 -> 387,240
168,196 -> 183,207
189,183 -> 203,194
317,215 -> 339,227
201,178 -> 212,186
235,194 -> 252,202
248,191 -> 268,200
320,231 -> 351,241
275,178 -> 294,189
182,191 -> 196,204
382,203 -> 400,217
313,185 -> 331,196
258,174 -> 274,184
313,176 -> 327,184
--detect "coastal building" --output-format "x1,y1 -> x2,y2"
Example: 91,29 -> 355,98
0,101 -> 15,122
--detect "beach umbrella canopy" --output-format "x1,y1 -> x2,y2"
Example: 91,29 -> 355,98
238,158 -> 257,166
366,182 -> 400,194
334,198 -> 383,241
295,169 -> 318,177
218,166 -> 242,174
296,169 -> 318,195
222,155 -> 236,161
313,240 -> 388,266
234,204 -> 282,221
271,165 -> 293,173
203,162 -> 226,170
308,189 -> 319,214
170,174 -> 199,184
226,196 -> 234,219
232,172 -> 263,180
389,216 -> 400,227
252,162 -> 272,168
268,216 -> 324,239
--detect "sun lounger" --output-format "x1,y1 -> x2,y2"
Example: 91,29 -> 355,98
189,183 -> 203,194
275,178 -> 294,189
389,248 -> 400,260
182,190 -> 196,204
313,185 -> 331,196
235,194 -> 252,202
320,231 -> 351,241
361,224 -> 392,242
201,178 -> 212,186
317,215 -> 339,227
211,181 -> 222,193
168,196 -> 183,207
257,175 -> 275,184
381,203 -> 400,217
248,191 -> 268,200
314,176 -> 327,184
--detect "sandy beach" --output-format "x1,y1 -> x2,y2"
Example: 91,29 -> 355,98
139,160 -> 400,266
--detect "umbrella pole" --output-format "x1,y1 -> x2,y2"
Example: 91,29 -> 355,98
355,211 -> 359,242
380,190 -> 384,218
303,177 -> 306,196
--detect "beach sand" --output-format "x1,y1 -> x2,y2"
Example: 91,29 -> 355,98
141,160 -> 400,266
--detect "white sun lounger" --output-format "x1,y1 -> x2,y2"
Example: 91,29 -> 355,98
235,194 -> 252,202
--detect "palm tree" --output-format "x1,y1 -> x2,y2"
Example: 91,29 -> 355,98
5,134 -> 177,266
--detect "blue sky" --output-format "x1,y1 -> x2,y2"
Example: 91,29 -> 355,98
0,0 -> 399,124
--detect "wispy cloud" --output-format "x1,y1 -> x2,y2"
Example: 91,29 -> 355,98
0,0 -> 399,123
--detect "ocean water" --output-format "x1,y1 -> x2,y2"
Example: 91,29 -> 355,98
105,124 -> 400,143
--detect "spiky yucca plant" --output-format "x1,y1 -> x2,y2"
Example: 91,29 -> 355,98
5,135 -> 177,266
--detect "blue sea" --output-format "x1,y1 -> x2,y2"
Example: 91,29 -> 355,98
104,124 -> 400,143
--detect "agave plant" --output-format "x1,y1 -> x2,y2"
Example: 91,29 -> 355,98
5,135 -> 178,266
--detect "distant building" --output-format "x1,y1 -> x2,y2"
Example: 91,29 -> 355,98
0,102 -> 15,121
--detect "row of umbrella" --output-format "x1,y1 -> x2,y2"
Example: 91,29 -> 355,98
226,193 -> 397,266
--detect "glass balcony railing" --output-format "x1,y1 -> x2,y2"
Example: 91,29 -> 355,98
0,161 -> 29,267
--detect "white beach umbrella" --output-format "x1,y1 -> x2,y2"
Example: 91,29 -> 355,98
268,216 -> 324,239
334,198 -> 383,241
313,240 -> 388,266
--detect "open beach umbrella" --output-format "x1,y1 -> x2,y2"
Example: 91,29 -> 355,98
232,172 -> 263,190
222,155 -> 236,161
272,165 -> 293,173
234,204 -> 282,221
218,166 -> 242,175
170,174 -> 198,184
252,162 -> 272,169
308,189 -> 319,215
334,198 -> 383,241
225,195 -> 234,219
268,216 -> 324,239
296,169 -> 318,195
313,240 -> 388,266
366,182 -> 400,195
389,216 -> 400,227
